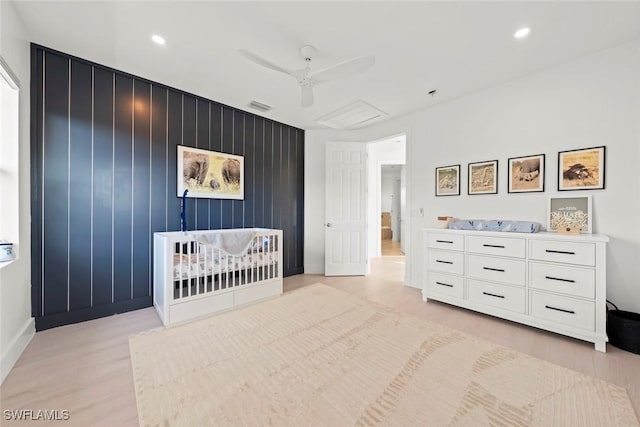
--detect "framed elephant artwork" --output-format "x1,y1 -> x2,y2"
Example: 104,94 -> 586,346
508,154 -> 545,193
177,145 -> 244,200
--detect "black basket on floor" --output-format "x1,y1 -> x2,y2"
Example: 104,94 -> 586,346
607,301 -> 640,355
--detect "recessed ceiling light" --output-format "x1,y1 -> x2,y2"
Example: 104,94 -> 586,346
514,27 -> 531,39
152,35 -> 166,45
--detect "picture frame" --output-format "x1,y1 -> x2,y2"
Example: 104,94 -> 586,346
435,164 -> 460,196
558,146 -> 605,191
508,154 -> 545,193
177,145 -> 244,200
548,195 -> 592,233
468,160 -> 498,195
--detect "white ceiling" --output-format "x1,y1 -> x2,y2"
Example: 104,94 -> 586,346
12,1 -> 640,130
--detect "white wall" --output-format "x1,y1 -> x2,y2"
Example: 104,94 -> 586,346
305,40 -> 640,312
0,0 -> 34,383
381,172 -> 395,213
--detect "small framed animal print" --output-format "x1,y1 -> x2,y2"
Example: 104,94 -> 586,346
508,154 -> 545,193
468,160 -> 498,195
435,164 -> 460,196
558,146 -> 605,191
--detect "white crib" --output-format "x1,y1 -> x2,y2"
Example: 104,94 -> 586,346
153,228 -> 283,326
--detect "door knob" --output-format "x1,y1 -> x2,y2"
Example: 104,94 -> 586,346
325,223 -> 332,227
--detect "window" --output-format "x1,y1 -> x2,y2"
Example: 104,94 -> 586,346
0,57 -> 20,258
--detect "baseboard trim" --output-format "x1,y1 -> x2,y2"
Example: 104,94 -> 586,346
285,267 -> 304,277
1,317 -> 35,384
405,281 -> 420,289
35,296 -> 152,331
304,263 -> 324,275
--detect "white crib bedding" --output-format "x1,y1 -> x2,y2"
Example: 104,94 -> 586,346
173,250 -> 277,281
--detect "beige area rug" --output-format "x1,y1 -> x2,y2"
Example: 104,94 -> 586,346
129,284 -> 638,426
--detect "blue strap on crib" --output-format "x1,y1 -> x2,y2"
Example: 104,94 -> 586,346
180,189 -> 188,232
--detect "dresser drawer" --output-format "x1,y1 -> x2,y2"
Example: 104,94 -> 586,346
467,254 -> 526,286
427,233 -> 464,251
529,240 -> 595,266
427,250 -> 464,275
426,272 -> 464,299
530,262 -> 595,299
468,279 -> 525,313
530,291 -> 595,331
467,235 -> 525,258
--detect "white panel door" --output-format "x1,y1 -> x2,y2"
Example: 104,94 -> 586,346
400,165 -> 407,253
325,141 -> 367,276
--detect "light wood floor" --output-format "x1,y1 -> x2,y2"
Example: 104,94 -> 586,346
381,238 -> 403,256
2,257 -> 639,426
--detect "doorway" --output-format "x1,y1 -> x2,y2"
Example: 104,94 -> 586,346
380,165 -> 404,256
323,133 -> 408,280
366,135 -> 406,261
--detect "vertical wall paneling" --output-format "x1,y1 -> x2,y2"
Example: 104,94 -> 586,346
244,116 -> 255,228
149,85 -> 168,293
286,127 -> 293,272
42,52 -> 70,316
254,117 -> 265,229
182,95 -> 196,230
31,45 -> 304,329
263,120 -> 274,227
273,124 -> 282,231
166,90 -> 182,231
30,48 -> 44,317
195,99 -> 209,230
209,103 -> 223,230
112,74 -> 133,303
296,129 -> 305,273
232,110 -> 245,228
91,67 -> 114,307
132,81 -> 151,299
68,60 -> 93,311
221,107 -> 233,229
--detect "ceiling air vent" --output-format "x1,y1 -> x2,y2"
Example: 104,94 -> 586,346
316,100 -> 388,130
248,100 -> 273,112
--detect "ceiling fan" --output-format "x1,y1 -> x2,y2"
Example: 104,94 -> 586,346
238,45 -> 375,107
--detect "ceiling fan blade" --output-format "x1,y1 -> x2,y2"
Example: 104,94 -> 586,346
238,49 -> 293,76
310,55 -> 375,82
301,86 -> 314,107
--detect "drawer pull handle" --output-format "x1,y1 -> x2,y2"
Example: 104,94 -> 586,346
545,276 -> 575,283
545,249 -> 576,255
545,305 -> 575,314
482,292 -> 505,299
436,240 -> 454,244
435,281 -> 453,288
436,260 -> 453,264
483,267 -> 505,272
483,244 -> 505,249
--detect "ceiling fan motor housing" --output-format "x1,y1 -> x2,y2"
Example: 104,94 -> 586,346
301,45 -> 317,61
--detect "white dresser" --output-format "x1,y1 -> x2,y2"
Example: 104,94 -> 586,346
423,228 -> 609,351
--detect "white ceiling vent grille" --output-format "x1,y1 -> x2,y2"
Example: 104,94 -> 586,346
316,100 -> 388,130
248,100 -> 273,112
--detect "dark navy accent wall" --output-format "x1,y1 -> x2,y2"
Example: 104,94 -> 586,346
31,45 -> 305,331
